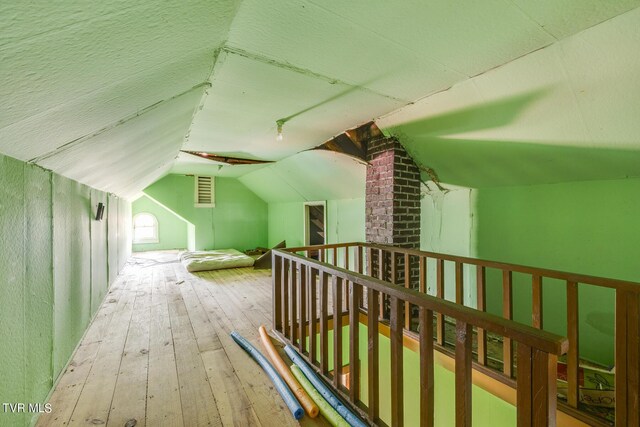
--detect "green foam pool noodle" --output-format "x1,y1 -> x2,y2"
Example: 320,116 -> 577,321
291,364 -> 350,427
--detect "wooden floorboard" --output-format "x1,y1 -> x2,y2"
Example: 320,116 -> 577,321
38,251 -> 329,427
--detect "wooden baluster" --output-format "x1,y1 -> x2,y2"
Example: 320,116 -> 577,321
291,261 -> 298,346
333,247 -> 338,266
298,264 -> 306,353
309,268 -> 318,365
344,248 -> 350,315
405,253 -> 411,330
436,259 -> 445,346
319,272 -> 329,375
476,266 -> 487,366
566,281 -> 579,408
344,246 -> 349,270
517,344 -> 557,426
366,247 -> 373,277
455,320 -> 472,427
273,255 -> 282,332
282,258 -> 290,339
419,306 -> 434,427
615,290 -> 640,426
379,249 -> 386,320
419,256 -> 427,294
349,281 -> 361,402
333,276 -> 343,389
319,248 -> 325,263
357,246 -> 364,275
367,286 -> 380,422
455,262 -> 464,305
391,252 -> 397,285
503,270 -> 513,378
390,296 -> 404,427
532,275 -> 543,329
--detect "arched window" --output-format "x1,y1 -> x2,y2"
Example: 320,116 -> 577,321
133,213 -> 159,244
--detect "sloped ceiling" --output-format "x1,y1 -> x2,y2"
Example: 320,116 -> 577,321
1,1 -> 639,198
0,1 -> 241,198
379,7 -> 640,188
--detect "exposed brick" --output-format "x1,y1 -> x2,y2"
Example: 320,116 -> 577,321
366,137 -> 421,261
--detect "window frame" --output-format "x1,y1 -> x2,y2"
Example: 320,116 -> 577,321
132,212 -> 159,244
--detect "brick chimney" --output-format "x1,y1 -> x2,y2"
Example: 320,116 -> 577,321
365,137 -> 421,249
365,137 -> 421,289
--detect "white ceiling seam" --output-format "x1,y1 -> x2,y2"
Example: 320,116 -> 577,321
30,82 -> 211,164
183,48 -> 226,145
221,45 -> 409,104
304,0 -> 472,77
4,1 -> 640,198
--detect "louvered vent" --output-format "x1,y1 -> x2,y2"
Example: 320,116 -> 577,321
194,176 -> 215,208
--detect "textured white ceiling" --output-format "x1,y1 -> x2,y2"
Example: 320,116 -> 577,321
379,7 -> 640,188
0,0 -> 241,197
1,1 -> 638,197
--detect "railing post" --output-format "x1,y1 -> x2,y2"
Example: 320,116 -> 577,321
333,276 -> 343,389
476,266 -> 487,366
319,271 -> 329,375
566,281 -> 579,408
290,261 -> 298,345
503,270 -> 513,378
419,306 -> 434,427
298,264 -> 306,354
282,258 -> 290,339
379,249 -> 386,320
436,259 -> 445,346
615,289 -> 640,426
309,268 -> 318,365
517,343 -> 557,426
349,281 -> 361,402
390,296 -> 404,427
273,254 -> 282,332
455,320 -> 472,427
367,286 -> 380,422
405,253 -> 411,330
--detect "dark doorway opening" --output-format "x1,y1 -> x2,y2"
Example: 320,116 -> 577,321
304,202 -> 325,259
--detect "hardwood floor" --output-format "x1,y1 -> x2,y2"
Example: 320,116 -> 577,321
37,252 -> 329,427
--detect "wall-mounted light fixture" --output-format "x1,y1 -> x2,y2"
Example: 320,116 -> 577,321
95,202 -> 105,221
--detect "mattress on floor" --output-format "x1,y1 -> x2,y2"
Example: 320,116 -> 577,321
181,249 -> 255,272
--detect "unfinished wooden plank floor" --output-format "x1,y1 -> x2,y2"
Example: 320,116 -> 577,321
37,251 -> 329,427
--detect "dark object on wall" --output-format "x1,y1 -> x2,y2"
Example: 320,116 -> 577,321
254,240 -> 286,269
95,202 -> 105,221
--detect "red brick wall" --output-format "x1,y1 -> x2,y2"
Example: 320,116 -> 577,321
365,137 -> 421,248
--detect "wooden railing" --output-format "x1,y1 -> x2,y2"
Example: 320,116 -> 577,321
272,243 -> 570,426
276,242 -> 640,426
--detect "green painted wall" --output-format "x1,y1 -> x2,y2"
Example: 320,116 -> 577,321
132,195 -> 189,252
90,189 -> 109,314
0,153 -> 131,427
267,198 -> 365,248
420,185 -> 478,306
52,174 -> 92,376
476,178 -> 640,366
312,324 -> 515,426
143,174 -> 267,251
